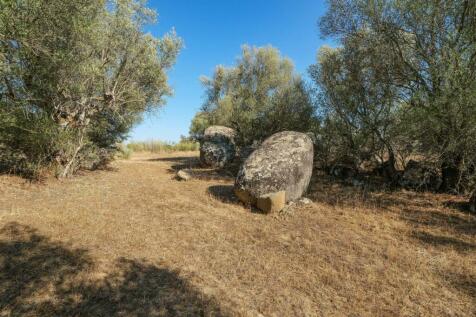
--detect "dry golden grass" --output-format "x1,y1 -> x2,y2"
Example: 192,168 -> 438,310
0,152 -> 474,316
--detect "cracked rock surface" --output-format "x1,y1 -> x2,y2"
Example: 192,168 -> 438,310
235,131 -> 314,204
199,126 -> 236,168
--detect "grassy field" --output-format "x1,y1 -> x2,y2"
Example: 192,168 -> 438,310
127,140 -> 200,153
0,152 -> 474,316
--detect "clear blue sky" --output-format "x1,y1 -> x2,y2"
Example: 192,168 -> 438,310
130,0 -> 330,142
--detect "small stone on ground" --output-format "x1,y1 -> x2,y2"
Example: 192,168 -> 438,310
177,169 -> 192,181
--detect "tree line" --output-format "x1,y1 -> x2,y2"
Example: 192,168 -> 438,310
191,0 -> 476,194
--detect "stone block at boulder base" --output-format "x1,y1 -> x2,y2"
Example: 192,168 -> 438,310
200,126 -> 237,168
256,191 -> 286,213
235,131 -> 314,206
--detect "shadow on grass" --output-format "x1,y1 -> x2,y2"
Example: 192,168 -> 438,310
0,222 -> 228,316
412,231 -> 475,252
150,156 -> 236,182
443,271 -> 476,300
309,176 -> 476,301
207,185 -> 266,214
308,176 -> 476,236
147,156 -> 201,171
208,185 -> 240,204
443,200 -> 473,213
399,207 -> 476,237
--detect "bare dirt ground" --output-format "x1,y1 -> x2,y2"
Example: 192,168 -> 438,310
0,152 -> 475,317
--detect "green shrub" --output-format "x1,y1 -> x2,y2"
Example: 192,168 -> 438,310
116,144 -> 133,160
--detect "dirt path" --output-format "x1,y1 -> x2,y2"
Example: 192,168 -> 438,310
0,152 -> 475,316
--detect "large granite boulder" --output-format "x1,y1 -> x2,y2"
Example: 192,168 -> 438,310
200,126 -> 237,168
399,160 -> 442,191
234,131 -> 314,212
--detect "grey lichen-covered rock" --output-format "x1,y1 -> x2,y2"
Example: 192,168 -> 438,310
235,131 -> 314,206
400,160 -> 442,191
200,126 -> 237,168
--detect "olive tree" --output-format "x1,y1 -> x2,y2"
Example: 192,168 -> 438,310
0,0 -> 182,178
315,0 -> 476,192
310,36 -> 406,180
191,45 -> 317,146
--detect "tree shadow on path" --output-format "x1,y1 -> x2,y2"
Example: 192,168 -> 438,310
0,222 -> 228,316
150,156 -> 235,181
147,156 -> 201,172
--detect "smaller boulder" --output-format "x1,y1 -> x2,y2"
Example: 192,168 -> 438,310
176,169 -> 192,181
256,191 -> 286,213
400,160 -> 442,191
200,126 -> 237,168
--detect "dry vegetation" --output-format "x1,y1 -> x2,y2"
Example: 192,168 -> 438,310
0,152 -> 474,316
127,140 -> 200,153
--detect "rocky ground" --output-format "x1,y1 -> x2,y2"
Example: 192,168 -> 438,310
0,152 -> 474,316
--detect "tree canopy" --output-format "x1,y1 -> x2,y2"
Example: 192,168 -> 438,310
190,45 -> 317,146
312,0 -> 476,192
0,0 -> 182,178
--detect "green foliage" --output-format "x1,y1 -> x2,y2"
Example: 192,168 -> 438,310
314,0 -> 476,192
189,112 -> 211,140
310,40 -> 403,170
190,45 -> 317,145
0,0 -> 182,178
